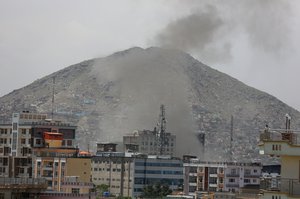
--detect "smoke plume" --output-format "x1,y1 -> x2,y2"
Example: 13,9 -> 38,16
91,47 -> 200,156
154,0 -> 292,63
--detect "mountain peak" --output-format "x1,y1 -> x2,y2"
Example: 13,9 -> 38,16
0,47 -> 299,162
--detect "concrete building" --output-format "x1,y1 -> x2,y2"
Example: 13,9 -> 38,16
259,116 -> 300,198
123,130 -> 176,156
0,112 -> 76,178
183,159 -> 261,195
91,149 -> 183,198
92,152 -> 134,197
0,177 -> 47,199
132,156 -> 183,197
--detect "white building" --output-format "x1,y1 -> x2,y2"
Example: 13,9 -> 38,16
183,159 -> 261,194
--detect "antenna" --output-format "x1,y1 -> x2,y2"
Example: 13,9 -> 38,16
198,114 -> 205,160
156,105 -> 167,155
230,115 -> 233,161
51,76 -> 55,120
285,113 -> 291,132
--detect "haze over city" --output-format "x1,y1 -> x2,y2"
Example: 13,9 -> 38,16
1,0 -> 300,110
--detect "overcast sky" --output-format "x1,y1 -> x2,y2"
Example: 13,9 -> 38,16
1,0 -> 300,111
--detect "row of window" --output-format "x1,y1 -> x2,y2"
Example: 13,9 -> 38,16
134,178 -> 183,185
93,168 -> 124,172
141,142 -> 174,147
135,170 -> 183,175
228,178 -> 257,183
93,177 -> 131,182
135,162 -> 182,167
92,160 -> 131,164
0,128 -> 31,134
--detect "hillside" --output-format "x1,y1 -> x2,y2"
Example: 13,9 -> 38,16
1,47 -> 299,161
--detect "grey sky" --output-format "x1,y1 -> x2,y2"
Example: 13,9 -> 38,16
1,0 -> 300,111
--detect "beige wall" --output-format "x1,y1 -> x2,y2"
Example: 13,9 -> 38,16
66,158 -> 91,183
281,156 -> 300,179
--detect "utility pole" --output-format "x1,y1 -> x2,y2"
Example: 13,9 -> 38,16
230,115 -> 233,162
51,76 -> 55,120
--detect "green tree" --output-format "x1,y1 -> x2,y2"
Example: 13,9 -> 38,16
96,184 -> 109,196
141,182 -> 172,198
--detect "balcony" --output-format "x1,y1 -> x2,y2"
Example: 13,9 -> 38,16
244,173 -> 260,178
259,129 -> 300,156
226,173 -> 240,177
260,178 -> 300,197
61,181 -> 94,188
226,183 -> 239,188
0,177 -> 47,190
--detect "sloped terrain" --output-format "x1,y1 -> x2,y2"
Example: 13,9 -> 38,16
1,47 -> 299,162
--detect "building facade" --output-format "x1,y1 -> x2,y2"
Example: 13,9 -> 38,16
132,156 -> 183,197
259,118 -> 300,198
92,152 -> 134,197
123,130 -> 176,156
91,152 -> 184,198
183,159 -> 261,195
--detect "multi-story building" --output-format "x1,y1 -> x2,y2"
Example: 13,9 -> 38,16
0,112 -> 76,178
32,147 -> 78,191
123,130 -> 176,156
92,152 -> 134,197
91,144 -> 183,198
259,116 -> 300,198
183,159 -> 261,195
133,156 -> 183,197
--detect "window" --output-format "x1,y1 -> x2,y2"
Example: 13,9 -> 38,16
13,123 -> 17,131
21,139 -> 26,144
245,169 -> 251,175
229,178 -> 235,183
19,168 -> 24,174
209,167 -> 217,174
219,178 -> 223,183
209,177 -> 217,184
67,140 -> 72,146
36,139 -> 41,145
254,169 -> 257,173
244,179 -> 250,183
21,129 -> 26,135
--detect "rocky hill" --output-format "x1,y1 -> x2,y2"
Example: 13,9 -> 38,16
1,47 -> 299,162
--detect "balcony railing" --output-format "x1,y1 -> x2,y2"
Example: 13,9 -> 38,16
226,173 -> 240,177
260,178 -> 300,197
0,177 -> 47,189
244,174 -> 260,178
226,183 -> 239,187
61,181 -> 94,187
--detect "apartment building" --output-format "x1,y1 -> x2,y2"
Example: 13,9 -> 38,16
92,152 -> 134,197
123,130 -> 176,156
0,112 -> 76,178
259,116 -> 300,198
183,159 -> 261,195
